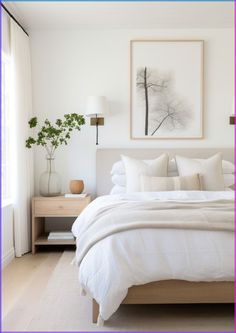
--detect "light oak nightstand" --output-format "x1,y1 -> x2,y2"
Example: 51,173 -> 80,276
32,195 -> 91,254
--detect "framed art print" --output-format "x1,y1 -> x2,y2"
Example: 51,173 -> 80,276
130,40 -> 204,139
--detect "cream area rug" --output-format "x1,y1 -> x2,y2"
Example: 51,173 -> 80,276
3,251 -> 234,332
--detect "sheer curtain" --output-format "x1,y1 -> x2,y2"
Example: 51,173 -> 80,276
10,18 -> 34,257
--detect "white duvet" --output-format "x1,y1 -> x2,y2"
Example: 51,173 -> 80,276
72,191 -> 234,321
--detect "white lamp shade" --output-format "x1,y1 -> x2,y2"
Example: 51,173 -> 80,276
86,96 -> 107,117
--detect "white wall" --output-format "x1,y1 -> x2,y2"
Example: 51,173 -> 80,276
30,29 -> 234,196
2,204 -> 15,268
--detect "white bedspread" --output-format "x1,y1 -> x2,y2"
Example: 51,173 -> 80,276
72,191 -> 234,321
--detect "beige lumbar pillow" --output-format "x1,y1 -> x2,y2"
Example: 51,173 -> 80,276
140,174 -> 201,192
121,154 -> 169,193
175,153 -> 224,191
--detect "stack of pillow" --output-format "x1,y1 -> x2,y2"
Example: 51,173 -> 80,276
110,153 -> 234,194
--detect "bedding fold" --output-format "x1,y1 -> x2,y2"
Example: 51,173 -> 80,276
75,200 -> 233,266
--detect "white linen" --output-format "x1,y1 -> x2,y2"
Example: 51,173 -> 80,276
72,191 -> 234,321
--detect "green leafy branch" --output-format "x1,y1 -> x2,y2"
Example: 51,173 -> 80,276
26,113 -> 85,157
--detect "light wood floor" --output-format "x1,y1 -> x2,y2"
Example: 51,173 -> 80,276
2,251 -> 234,332
2,251 -> 62,319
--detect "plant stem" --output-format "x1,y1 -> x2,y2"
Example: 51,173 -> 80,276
51,146 -> 56,157
47,158 -> 52,195
45,145 -> 51,156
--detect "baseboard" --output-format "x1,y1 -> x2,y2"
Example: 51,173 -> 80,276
2,247 -> 15,268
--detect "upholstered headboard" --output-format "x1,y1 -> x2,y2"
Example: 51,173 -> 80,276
96,148 -> 234,196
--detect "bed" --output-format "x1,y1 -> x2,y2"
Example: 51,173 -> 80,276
72,148 -> 234,325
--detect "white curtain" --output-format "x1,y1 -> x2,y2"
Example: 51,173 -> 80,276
2,10 -> 10,55
10,18 -> 34,257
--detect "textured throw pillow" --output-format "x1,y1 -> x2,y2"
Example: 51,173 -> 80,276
111,174 -> 233,192
121,154 -> 169,193
140,174 -> 201,192
175,153 -> 224,191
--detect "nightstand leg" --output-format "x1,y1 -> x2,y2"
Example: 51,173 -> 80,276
32,217 -> 44,254
32,217 -> 36,254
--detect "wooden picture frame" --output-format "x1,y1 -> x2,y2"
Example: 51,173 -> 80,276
130,40 -> 204,140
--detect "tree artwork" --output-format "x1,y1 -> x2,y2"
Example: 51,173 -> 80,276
136,67 -> 192,136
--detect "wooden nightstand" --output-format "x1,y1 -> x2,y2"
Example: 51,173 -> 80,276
32,195 -> 91,254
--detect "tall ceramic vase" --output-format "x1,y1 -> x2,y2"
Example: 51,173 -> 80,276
39,156 -> 61,197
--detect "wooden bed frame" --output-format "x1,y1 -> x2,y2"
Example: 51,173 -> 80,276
92,280 -> 234,323
93,148 -> 234,324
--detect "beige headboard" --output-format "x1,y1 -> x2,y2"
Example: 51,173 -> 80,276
96,148 -> 234,196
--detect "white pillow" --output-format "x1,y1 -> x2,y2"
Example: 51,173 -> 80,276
111,158 -> 233,190
111,158 -> 177,176
121,154 -> 169,193
140,174 -> 201,192
170,158 -> 234,175
223,174 -> 234,188
168,158 -> 178,173
111,174 -> 126,187
111,161 -> 126,175
111,158 -> 234,176
110,185 -> 126,195
222,160 -> 234,174
175,153 -> 224,191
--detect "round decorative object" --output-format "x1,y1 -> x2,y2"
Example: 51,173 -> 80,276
69,180 -> 84,194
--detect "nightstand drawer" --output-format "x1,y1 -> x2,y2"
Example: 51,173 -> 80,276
34,197 -> 90,216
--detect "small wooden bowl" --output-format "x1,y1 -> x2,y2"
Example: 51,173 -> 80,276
69,180 -> 84,194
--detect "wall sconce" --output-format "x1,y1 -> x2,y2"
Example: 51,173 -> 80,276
229,99 -> 235,125
86,96 -> 108,145
229,115 -> 235,125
